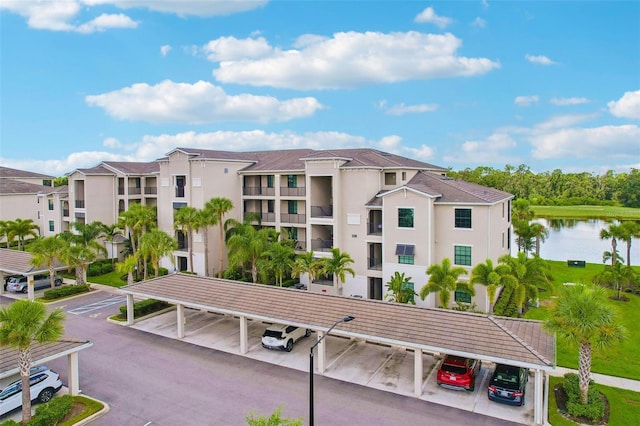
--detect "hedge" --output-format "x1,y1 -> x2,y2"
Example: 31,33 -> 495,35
28,395 -> 73,426
119,299 -> 171,318
562,373 -> 605,422
42,284 -> 91,300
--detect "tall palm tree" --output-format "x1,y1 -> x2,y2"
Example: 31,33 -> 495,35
227,224 -> 276,283
618,221 -> 640,267
420,258 -> 468,308
9,218 -> 40,250
173,206 -> 201,274
499,253 -> 552,314
261,239 -> 295,286
139,229 -> 177,279
99,223 -> 122,264
0,300 -> 65,423
470,259 -> 517,314
28,236 -> 68,289
385,271 -> 416,304
530,222 -> 549,257
205,197 -> 234,278
116,255 -> 138,286
196,207 -> 217,277
318,247 -> 355,296
63,244 -> 101,285
0,220 -> 11,248
118,203 -> 157,264
71,221 -> 105,247
599,223 -> 624,267
544,285 -> 626,405
291,251 -> 320,286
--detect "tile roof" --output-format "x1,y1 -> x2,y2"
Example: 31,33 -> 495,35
122,274 -> 554,369
73,165 -> 114,176
0,248 -> 67,275
0,166 -> 53,180
301,148 -> 446,171
406,172 -> 513,204
0,180 -> 53,195
0,338 -> 93,378
103,161 -> 159,175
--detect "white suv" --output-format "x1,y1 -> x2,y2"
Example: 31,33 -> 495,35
0,366 -> 63,416
262,324 -> 311,352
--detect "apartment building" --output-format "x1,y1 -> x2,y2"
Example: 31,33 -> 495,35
155,148 -> 513,310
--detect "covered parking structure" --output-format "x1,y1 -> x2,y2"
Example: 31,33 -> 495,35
0,248 -> 68,301
121,274 -> 555,425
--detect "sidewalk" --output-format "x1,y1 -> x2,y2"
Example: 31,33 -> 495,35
549,366 -> 640,392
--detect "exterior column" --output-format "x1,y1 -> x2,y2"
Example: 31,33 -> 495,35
126,294 -> 134,325
67,352 -> 80,396
0,271 -> 4,296
543,371 -> 549,425
414,348 -> 423,397
317,332 -> 326,374
534,368 -> 543,424
239,316 -> 248,354
27,273 -> 35,301
177,303 -> 185,339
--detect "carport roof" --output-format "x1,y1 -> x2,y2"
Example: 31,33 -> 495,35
121,274 -> 555,369
0,248 -> 67,275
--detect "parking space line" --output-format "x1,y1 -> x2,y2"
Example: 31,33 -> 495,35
67,296 -> 125,315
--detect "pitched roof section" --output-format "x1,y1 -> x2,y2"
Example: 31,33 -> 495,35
301,148 -> 446,171
103,161 -> 159,175
0,180 -> 54,195
0,248 -> 67,275
0,166 -> 53,180
72,164 -> 114,176
406,172 -> 513,204
122,274 -> 554,369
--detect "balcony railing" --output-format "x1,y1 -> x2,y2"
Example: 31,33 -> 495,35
310,205 -> 333,218
117,187 -> 125,195
75,200 -> 85,209
243,186 -> 275,196
311,238 -> 333,252
128,187 -> 142,195
144,187 -> 157,195
280,187 -> 306,196
62,209 -> 69,217
311,278 -> 334,286
368,222 -> 383,235
243,212 -> 275,222
368,256 -> 383,270
280,213 -> 306,224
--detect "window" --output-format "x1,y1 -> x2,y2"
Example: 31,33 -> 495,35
455,209 -> 472,228
454,246 -> 472,266
401,171 -> 406,181
267,175 -> 274,188
507,228 -> 511,250
267,200 -> 274,213
396,244 -> 415,264
175,175 -> 186,198
455,290 -> 472,304
398,208 -> 414,228
385,172 -> 396,185
48,199 -> 54,211
507,200 -> 511,221
398,255 -> 414,265
288,200 -> 297,214
48,221 -> 54,232
287,175 -> 297,188
287,227 -> 298,241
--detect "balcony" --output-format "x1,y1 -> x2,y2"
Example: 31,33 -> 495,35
368,222 -> 383,235
243,187 -> 275,196
117,187 -> 125,195
294,240 -> 307,251
310,205 -> 333,218
280,187 -> 305,197
175,187 -> 185,198
243,212 -> 275,223
368,256 -> 382,271
311,238 -> 333,252
280,213 -> 306,224
144,187 -> 157,195
75,200 -> 85,209
62,209 -> 69,217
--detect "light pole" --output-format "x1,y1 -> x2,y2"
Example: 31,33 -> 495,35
309,315 -> 355,426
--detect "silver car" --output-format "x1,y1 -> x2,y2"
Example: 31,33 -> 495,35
5,274 -> 63,293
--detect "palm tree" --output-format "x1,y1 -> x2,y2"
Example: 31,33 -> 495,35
28,236 -> 68,289
470,259 -> 517,314
499,253 -> 552,314
618,221 -> 640,267
8,218 -> 40,250
139,229 -> 177,278
544,285 -> 626,405
99,223 -> 122,264
63,244 -> 101,285
599,223 -> 624,267
420,258 -> 468,308
118,203 -> 157,265
530,222 -> 549,257
71,221 -> 105,247
227,223 -> 276,283
0,220 -> 11,248
291,251 -> 320,286
261,239 -> 295,286
593,260 -> 635,300
196,207 -> 217,277
205,197 -> 234,278
116,255 -> 138,286
318,247 -> 355,296
385,271 -> 417,304
173,206 -> 201,274
0,300 -> 65,423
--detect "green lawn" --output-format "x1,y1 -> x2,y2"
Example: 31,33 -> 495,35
531,205 -> 640,220
524,260 -> 640,380
86,270 -> 127,287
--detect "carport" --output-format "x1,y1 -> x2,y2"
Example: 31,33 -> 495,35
0,248 -> 68,301
121,274 -> 555,425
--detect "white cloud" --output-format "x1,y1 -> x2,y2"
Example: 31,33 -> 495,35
76,13 -> 138,33
210,32 -> 500,90
471,17 -> 486,28
549,97 -> 589,106
160,45 -> 172,57
608,90 -> 640,120
202,36 -> 273,62
481,0 -> 489,10
0,150 -> 134,177
525,54 -> 555,65
414,7 -> 453,29
515,95 -> 539,107
381,102 -> 439,115
531,125 -> 640,159
445,133 -> 520,164
85,80 -> 323,124
82,0 -> 267,17
0,0 -> 80,31
534,113 -> 597,131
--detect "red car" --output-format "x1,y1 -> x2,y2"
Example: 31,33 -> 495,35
436,355 -> 481,391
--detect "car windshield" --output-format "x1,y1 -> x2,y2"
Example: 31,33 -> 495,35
263,330 -> 283,339
441,364 -> 467,375
492,369 -> 521,390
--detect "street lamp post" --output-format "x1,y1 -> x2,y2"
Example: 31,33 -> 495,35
309,315 -> 355,426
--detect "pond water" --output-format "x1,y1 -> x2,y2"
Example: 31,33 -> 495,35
512,218 -> 640,266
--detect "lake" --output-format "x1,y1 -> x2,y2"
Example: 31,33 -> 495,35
513,219 -> 640,266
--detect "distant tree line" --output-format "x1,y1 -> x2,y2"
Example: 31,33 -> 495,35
448,165 -> 640,207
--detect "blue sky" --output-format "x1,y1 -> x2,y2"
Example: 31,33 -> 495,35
1,1 -> 638,177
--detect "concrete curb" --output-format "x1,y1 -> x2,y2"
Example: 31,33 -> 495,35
73,395 -> 110,426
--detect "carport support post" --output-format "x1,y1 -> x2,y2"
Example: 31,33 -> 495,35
414,348 -> 423,397
176,303 -> 185,339
67,352 -> 80,395
534,369 -> 543,424
239,316 -> 248,354
27,273 -> 35,301
125,294 -> 134,325
317,331 -> 326,374
0,271 -> 4,296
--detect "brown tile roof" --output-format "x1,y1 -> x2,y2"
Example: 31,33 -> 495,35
103,161 -> 159,175
0,180 -> 53,195
0,166 -> 53,180
301,148 -> 446,171
122,274 -> 554,369
0,338 -> 93,378
73,165 -> 114,176
405,172 -> 513,204
0,248 -> 67,275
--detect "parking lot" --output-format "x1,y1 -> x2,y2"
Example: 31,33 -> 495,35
130,308 -> 535,425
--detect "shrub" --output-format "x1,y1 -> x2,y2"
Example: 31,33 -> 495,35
28,395 -> 73,426
101,263 -> 114,274
42,284 -> 91,300
119,299 -> 171,318
1,420 -> 20,426
493,286 -> 513,316
562,373 -> 605,422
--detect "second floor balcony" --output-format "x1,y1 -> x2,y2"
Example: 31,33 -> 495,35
311,238 -> 333,252
368,256 -> 382,270
310,205 -> 333,218
243,186 -> 275,196
280,186 -> 305,197
280,213 -> 306,224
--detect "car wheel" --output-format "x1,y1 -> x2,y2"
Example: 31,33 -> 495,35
55,279 -> 62,286
305,329 -> 311,337
21,287 -> 28,294
469,379 -> 475,392
38,388 -> 54,403
285,339 -> 293,352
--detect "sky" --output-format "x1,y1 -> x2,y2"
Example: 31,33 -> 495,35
1,1 -> 639,178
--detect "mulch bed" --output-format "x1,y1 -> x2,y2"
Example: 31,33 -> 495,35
554,384 -> 609,425
60,401 -> 85,423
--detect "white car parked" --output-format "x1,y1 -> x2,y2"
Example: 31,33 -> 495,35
262,324 -> 311,352
0,366 -> 63,417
